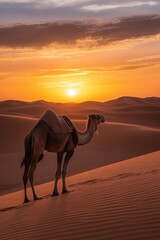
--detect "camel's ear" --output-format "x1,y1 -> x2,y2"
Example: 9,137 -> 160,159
88,114 -> 95,118
96,115 -> 101,120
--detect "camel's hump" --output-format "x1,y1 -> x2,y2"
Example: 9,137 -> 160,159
40,110 -> 72,133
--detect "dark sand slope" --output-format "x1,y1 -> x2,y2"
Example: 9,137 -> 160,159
1,151 -> 160,240
1,115 -> 160,195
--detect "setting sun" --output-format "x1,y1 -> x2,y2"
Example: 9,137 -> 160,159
66,88 -> 77,97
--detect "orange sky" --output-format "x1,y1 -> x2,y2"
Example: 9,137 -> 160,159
0,12 -> 160,102
1,37 -> 160,102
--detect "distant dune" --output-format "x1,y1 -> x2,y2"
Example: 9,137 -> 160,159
0,96 -> 160,127
1,151 -> 160,240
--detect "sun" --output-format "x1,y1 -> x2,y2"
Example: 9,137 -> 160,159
66,88 -> 77,97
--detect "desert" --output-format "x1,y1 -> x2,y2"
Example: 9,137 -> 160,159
0,97 -> 160,239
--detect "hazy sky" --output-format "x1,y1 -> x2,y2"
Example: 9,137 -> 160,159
0,0 -> 160,102
0,0 -> 160,24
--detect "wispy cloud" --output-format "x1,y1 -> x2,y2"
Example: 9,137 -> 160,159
88,62 -> 160,72
0,0 -> 91,6
82,1 -> 158,12
37,80 -> 85,88
110,63 -> 160,71
0,15 -> 159,48
128,54 -> 160,62
37,58 -> 160,83
42,72 -> 89,78
36,68 -> 90,80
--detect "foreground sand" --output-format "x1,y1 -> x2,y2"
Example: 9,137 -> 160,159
1,151 -> 160,240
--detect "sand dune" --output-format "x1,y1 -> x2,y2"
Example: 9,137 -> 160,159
0,96 -> 160,127
1,97 -> 160,239
1,114 -> 160,195
1,151 -> 160,240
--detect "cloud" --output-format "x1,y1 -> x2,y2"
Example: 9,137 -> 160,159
0,15 -> 160,48
82,1 -> 158,12
128,55 -> 160,62
88,62 -> 160,72
0,0 -> 160,25
37,59 -> 160,83
37,80 -> 85,88
42,71 -> 90,78
111,63 -> 159,71
0,0 -> 90,6
36,68 -> 91,82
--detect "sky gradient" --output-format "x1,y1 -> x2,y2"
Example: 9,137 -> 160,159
0,0 -> 160,102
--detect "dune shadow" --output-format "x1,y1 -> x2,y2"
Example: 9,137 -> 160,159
69,169 -> 160,187
69,178 -> 103,187
0,206 -> 18,212
144,169 -> 159,174
0,191 -> 78,212
69,174 -> 137,187
0,200 -> 35,212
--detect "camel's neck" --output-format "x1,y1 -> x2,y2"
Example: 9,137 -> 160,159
77,119 -> 97,146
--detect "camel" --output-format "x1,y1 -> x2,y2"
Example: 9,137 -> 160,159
21,110 -> 105,203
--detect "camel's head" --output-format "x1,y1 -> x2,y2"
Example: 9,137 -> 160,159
88,114 -> 105,125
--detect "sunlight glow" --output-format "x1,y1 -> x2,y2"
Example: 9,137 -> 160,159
66,88 -> 77,97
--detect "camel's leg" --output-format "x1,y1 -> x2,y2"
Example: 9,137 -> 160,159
28,158 -> 40,201
52,152 -> 64,196
22,163 -> 30,203
62,150 -> 74,194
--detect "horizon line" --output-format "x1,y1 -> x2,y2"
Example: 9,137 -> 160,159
0,95 -> 160,104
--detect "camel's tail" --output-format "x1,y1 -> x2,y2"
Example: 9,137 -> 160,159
20,135 -> 44,168
20,135 -> 33,168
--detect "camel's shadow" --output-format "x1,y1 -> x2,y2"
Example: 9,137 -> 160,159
0,190 -> 76,212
